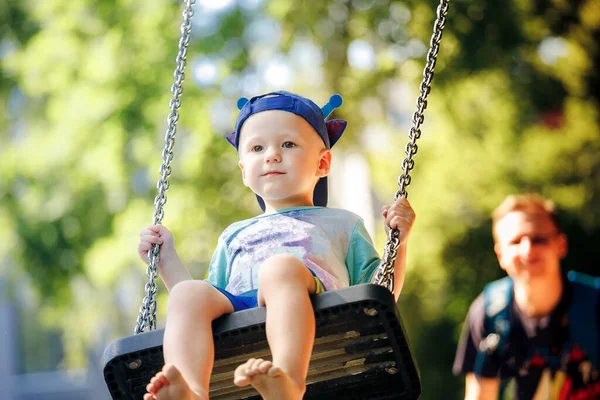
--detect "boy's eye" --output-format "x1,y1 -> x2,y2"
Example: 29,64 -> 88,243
252,145 -> 263,152
282,141 -> 296,148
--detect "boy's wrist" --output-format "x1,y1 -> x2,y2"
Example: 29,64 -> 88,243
157,251 -> 182,269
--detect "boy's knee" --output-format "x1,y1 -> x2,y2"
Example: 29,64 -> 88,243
259,254 -> 311,288
167,280 -> 218,314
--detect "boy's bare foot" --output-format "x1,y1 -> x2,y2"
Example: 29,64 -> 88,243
233,358 -> 305,400
143,364 -> 207,400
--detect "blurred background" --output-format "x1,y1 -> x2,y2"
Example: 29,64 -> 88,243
1,0 -> 599,398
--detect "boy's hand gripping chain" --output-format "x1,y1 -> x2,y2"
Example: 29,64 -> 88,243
134,0 -> 196,334
374,0 -> 449,293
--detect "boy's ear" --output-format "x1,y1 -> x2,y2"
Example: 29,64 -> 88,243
238,160 -> 249,187
317,149 -> 332,178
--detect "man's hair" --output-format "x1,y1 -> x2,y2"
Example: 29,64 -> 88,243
492,194 -> 560,242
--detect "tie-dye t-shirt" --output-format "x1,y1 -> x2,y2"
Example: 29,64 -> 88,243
206,206 -> 381,295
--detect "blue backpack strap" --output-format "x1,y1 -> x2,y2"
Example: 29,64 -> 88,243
565,271 -> 600,368
474,277 -> 514,377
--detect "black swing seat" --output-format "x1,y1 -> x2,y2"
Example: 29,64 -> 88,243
103,283 -> 421,399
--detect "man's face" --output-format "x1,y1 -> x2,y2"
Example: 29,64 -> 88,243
494,210 -> 567,283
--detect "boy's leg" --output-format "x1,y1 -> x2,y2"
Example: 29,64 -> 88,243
234,254 -> 317,400
144,280 -> 234,400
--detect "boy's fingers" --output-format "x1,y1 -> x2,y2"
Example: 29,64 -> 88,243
387,209 -> 402,222
388,212 -> 414,226
140,246 -> 155,257
140,227 -> 158,237
388,216 -> 398,229
140,237 -> 160,247
147,225 -> 163,233
140,234 -> 163,244
381,205 -> 390,217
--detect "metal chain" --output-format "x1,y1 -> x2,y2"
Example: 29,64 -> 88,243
134,0 -> 196,334
374,0 -> 449,292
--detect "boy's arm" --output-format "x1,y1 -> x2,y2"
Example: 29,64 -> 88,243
381,197 -> 415,301
368,241 -> 406,301
138,224 -> 193,292
158,252 -> 193,292
390,242 -> 407,301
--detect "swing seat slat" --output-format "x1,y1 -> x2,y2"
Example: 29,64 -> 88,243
103,284 -> 420,399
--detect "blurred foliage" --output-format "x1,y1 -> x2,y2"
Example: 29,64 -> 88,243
1,0 -> 599,398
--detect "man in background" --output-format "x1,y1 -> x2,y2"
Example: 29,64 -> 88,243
453,194 -> 600,399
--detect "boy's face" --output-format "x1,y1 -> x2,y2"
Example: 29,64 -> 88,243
237,110 -> 331,211
494,210 -> 567,284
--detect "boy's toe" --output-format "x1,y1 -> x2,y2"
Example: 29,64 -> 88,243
234,363 -> 252,387
258,360 -> 273,373
146,382 -> 157,395
150,376 -> 160,387
161,364 -> 181,384
249,358 -> 264,374
267,364 -> 282,377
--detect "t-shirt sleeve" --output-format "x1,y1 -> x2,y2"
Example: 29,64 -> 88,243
205,235 -> 229,289
346,219 -> 382,286
453,294 -> 501,378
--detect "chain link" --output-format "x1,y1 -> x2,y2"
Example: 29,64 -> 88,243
374,0 -> 449,292
134,0 -> 196,334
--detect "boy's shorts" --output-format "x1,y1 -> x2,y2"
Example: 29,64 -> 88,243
211,269 -> 326,312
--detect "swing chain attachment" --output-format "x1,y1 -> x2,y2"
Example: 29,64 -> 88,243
374,0 -> 449,293
134,0 -> 196,334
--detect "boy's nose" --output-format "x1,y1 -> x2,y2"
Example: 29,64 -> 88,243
264,148 -> 281,163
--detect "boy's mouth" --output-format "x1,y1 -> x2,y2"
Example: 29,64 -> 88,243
263,171 -> 285,176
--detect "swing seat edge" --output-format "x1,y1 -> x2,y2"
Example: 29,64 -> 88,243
103,283 -> 421,400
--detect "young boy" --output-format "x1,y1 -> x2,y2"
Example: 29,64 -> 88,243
137,91 -> 416,400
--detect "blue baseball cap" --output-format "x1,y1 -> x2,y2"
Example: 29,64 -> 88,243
226,90 -> 347,211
